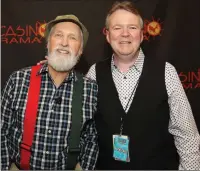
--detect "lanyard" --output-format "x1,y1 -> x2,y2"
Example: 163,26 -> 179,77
119,76 -> 141,135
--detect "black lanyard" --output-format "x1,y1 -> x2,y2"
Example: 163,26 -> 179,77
119,76 -> 141,135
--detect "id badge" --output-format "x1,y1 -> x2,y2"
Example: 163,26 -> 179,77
113,134 -> 130,162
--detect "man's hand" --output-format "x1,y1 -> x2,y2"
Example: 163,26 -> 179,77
37,56 -> 48,65
10,163 -> 19,170
75,163 -> 82,171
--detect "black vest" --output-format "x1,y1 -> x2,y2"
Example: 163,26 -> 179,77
95,56 -> 179,170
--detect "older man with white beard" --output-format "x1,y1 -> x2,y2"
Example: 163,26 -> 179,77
1,15 -> 98,170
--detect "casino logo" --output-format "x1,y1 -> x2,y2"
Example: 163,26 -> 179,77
143,17 -> 163,41
179,68 -> 200,89
1,21 -> 46,44
146,21 -> 161,36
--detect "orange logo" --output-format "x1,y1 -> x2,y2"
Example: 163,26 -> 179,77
143,17 -> 163,41
146,21 -> 161,36
38,23 -> 46,37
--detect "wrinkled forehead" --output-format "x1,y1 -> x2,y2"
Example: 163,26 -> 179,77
51,22 -> 82,36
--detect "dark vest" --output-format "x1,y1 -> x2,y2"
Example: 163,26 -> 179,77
95,56 -> 179,170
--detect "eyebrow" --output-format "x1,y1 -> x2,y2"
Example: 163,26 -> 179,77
53,30 -> 77,35
68,33 -> 78,37
113,24 -> 139,27
52,28 -> 81,38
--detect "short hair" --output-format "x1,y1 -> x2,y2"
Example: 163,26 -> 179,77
105,1 -> 144,29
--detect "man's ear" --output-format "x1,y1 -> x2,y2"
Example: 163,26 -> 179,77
78,48 -> 83,57
46,41 -> 49,49
140,30 -> 144,43
106,29 -> 110,44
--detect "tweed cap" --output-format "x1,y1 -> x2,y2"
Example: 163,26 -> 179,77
44,14 -> 89,49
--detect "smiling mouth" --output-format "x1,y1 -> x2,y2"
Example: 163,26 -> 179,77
119,41 -> 131,44
57,49 -> 70,54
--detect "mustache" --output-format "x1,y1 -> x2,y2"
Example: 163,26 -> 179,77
49,46 -> 72,54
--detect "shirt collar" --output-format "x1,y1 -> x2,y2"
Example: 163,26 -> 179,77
111,48 -> 145,73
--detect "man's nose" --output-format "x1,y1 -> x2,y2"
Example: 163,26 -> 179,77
121,28 -> 130,37
61,36 -> 69,46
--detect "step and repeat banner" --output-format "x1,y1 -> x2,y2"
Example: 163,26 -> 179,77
2,0 -> 200,130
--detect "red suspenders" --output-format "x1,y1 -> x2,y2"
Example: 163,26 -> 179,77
20,65 -> 41,169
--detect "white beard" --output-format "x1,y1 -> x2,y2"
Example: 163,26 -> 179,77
47,46 -> 80,72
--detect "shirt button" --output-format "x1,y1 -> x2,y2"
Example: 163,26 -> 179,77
48,130 -> 51,133
46,151 -> 49,154
51,109 -> 54,112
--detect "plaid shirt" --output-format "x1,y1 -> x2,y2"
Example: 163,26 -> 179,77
1,64 -> 99,170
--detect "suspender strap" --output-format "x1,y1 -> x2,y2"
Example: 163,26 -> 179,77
20,65 -> 41,170
67,72 -> 83,169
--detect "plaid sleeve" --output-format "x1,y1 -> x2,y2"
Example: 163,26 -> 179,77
1,73 -> 16,170
79,118 -> 99,170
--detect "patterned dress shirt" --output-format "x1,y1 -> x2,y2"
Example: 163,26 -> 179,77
86,49 -> 200,170
1,64 -> 99,170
